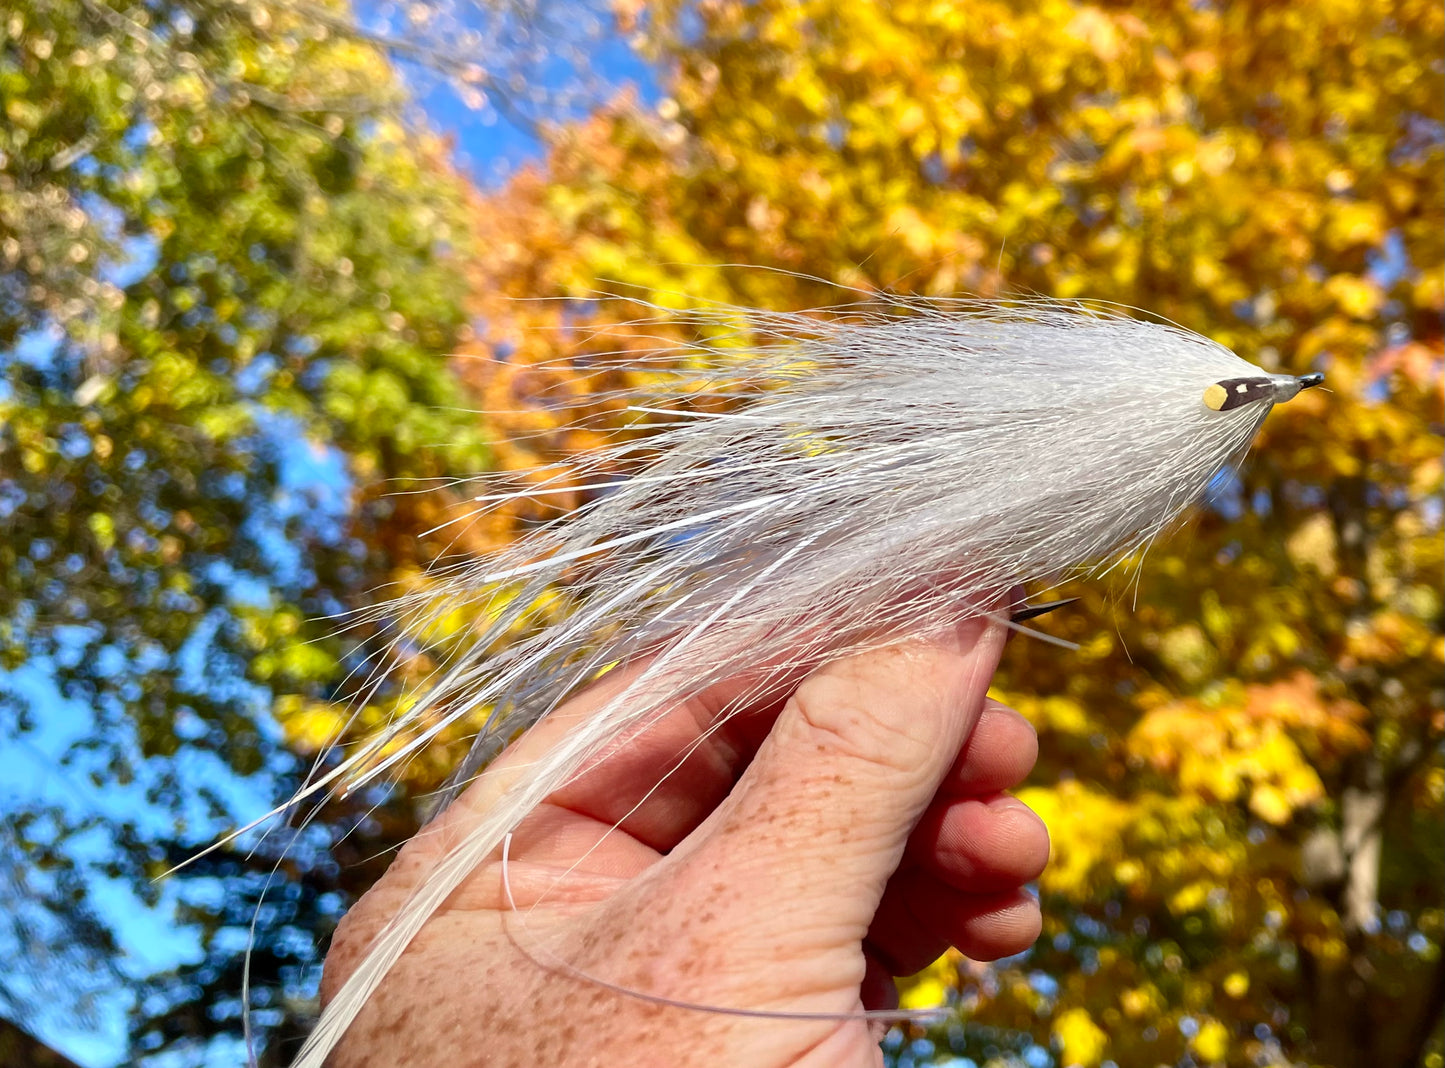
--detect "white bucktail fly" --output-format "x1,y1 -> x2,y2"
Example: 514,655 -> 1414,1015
282,298 -> 1321,1066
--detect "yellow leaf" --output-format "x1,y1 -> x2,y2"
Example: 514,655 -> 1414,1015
897,976 -> 948,1011
1053,1007 -> 1109,1068
1191,1017 -> 1230,1063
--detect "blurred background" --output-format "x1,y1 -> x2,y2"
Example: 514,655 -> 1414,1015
1,1 -> 1440,1065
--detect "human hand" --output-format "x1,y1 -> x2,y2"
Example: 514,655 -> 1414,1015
321,614 -> 1049,1067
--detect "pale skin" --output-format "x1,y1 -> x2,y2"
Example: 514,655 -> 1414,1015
322,615 -> 1051,1067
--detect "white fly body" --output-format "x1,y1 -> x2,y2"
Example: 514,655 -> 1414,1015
286,298 -> 1319,1067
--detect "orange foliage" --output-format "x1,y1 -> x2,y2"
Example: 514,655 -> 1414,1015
440,1 -> 1443,1064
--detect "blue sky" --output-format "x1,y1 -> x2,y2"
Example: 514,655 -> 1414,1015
3,24 -> 659,1068
409,11 -> 660,187
1,418 -> 351,1066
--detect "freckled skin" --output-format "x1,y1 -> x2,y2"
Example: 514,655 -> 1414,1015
322,616 -> 1049,1067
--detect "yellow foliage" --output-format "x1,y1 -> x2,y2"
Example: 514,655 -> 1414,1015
1286,513 -> 1339,577
1053,1006 -> 1109,1068
898,950 -> 959,1011
1018,781 -> 1132,897
1007,693 -> 1099,738
454,0 -> 1445,1063
1192,1017 -> 1232,1063
274,695 -> 351,754
1119,983 -> 1163,1019
897,976 -> 948,1011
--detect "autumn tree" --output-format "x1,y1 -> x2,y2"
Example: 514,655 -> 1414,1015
0,1 -> 498,1061
455,1 -> 1443,1066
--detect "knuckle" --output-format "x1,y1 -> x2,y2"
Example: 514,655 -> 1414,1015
787,666 -> 938,776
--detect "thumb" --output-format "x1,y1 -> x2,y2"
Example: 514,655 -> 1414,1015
682,614 -> 1007,952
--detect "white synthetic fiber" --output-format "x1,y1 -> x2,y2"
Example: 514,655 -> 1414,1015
288,298 -> 1305,1066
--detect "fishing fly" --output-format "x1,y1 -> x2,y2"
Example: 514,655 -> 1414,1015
276,297 -> 1321,1067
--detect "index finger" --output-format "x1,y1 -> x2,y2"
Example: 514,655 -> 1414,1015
436,651 -> 808,856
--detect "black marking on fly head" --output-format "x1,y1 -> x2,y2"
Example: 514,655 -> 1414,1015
1202,371 -> 1326,412
1202,377 -> 1276,412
